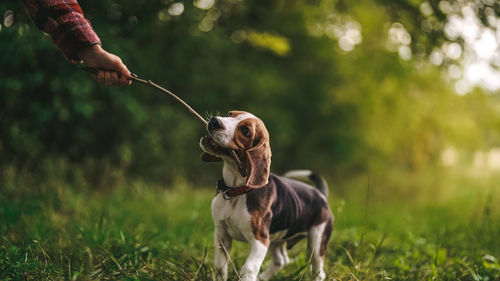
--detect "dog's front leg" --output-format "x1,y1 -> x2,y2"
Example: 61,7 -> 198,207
213,227 -> 232,281
240,240 -> 268,281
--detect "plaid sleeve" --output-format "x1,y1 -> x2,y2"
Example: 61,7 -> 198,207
20,0 -> 101,63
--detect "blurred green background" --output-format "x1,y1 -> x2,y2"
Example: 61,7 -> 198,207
2,0 -> 500,280
3,0 -> 500,185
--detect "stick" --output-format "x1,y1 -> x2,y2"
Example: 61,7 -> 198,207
81,67 -> 207,126
231,150 -> 246,177
131,76 -> 208,126
81,67 -> 247,169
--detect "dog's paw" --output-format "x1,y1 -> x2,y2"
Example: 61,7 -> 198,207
257,273 -> 269,281
313,271 -> 326,281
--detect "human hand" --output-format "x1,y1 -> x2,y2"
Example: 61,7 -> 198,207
78,44 -> 132,86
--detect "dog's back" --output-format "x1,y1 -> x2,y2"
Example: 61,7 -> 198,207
283,169 -> 329,196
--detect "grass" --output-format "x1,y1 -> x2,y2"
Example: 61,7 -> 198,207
1,167 -> 500,280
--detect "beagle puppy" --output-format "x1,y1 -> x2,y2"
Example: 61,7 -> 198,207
200,111 -> 334,281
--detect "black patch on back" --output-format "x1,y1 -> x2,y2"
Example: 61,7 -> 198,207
246,174 -> 331,240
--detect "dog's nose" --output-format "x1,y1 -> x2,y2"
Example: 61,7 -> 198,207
208,117 -> 223,132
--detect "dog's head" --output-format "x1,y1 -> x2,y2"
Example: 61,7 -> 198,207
200,111 -> 271,188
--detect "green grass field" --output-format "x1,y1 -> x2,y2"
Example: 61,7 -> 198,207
1,168 -> 500,280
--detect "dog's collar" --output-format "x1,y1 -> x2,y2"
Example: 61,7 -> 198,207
217,179 -> 252,199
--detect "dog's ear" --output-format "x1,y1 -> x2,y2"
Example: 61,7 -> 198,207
228,110 -> 246,117
244,133 -> 271,188
201,152 -> 222,162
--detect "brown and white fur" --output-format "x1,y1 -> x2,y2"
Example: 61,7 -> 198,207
200,111 -> 334,281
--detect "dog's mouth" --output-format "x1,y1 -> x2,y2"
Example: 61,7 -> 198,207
201,135 -> 230,156
200,135 -> 246,176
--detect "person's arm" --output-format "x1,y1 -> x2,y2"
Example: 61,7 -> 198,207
21,0 -> 131,86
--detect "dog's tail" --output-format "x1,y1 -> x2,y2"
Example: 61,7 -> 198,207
283,170 -> 329,197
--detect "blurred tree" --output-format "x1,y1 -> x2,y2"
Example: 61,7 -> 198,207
1,0 -> 499,185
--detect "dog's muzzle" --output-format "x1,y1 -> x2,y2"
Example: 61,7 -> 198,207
208,117 -> 224,133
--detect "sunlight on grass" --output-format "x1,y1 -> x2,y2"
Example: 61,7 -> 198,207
1,169 -> 499,280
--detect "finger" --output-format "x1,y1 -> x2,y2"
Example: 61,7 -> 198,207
110,72 -> 120,86
104,71 -> 112,86
112,58 -> 133,80
97,70 -> 105,84
119,75 -> 132,86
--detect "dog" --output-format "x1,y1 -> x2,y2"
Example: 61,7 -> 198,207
199,111 -> 334,281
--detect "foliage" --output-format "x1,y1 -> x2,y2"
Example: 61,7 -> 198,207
1,0 -> 499,184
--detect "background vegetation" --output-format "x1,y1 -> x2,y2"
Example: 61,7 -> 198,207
1,0 -> 500,280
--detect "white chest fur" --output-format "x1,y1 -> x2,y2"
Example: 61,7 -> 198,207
211,193 -> 253,242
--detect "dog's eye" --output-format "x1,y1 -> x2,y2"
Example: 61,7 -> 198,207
239,126 -> 251,137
